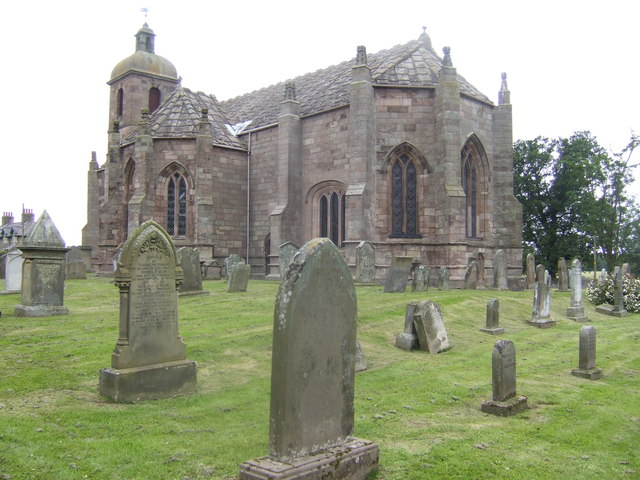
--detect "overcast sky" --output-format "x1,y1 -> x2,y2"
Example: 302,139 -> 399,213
1,0 -> 637,246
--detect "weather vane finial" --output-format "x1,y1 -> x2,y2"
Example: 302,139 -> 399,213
140,7 -> 149,21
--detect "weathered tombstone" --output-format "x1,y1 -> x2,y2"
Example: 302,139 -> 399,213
66,245 -> 92,273
571,326 -> 603,380
355,340 -> 368,372
239,238 -> 379,479
395,302 -> 420,351
595,266 -> 628,317
480,298 -> 504,335
411,265 -> 429,292
203,259 -> 222,280
112,244 -> 124,273
14,211 -> 69,317
525,253 -> 536,289
598,268 -> 607,283
620,263 -> 631,276
2,247 -> 23,293
227,261 -> 250,292
224,254 -> 244,278
176,247 -> 208,296
567,259 -> 588,322
481,340 -> 528,416
476,253 -> 486,288
278,241 -> 299,277
355,241 -> 376,284
493,249 -> 508,290
65,260 -> 87,279
464,259 -> 479,289
99,221 -> 197,402
557,257 -> 569,291
412,300 -> 451,354
526,268 -> 556,328
383,256 -> 413,293
535,264 -> 545,283
437,266 -> 449,290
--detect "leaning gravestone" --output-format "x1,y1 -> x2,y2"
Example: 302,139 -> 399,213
15,211 -> 69,317
176,247 -> 208,296
2,246 -> 23,294
355,241 -> 376,284
526,266 -> 556,328
239,238 -> 379,479
411,265 -> 429,292
567,259 -> 587,322
65,260 -> 87,279
481,340 -> 528,416
464,260 -> 479,289
99,221 -> 196,402
571,325 -> 603,380
227,262 -> 250,292
278,241 -> 299,277
383,256 -> 413,293
224,254 -> 244,278
412,300 -> 451,354
480,298 -> 504,335
557,257 -> 569,291
493,249 -> 508,290
595,266 -> 628,317
395,302 -> 420,351
525,253 -> 536,289
437,266 -> 449,289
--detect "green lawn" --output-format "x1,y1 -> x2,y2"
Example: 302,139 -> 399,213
0,277 -> 638,479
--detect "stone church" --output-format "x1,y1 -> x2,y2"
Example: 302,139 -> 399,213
82,24 -> 522,285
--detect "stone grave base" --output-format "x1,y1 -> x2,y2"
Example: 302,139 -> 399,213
99,359 -> 197,402
480,327 -> 504,335
14,304 -> 69,317
571,367 -> 603,380
0,290 -> 20,295
178,290 -> 210,297
595,304 -> 628,317
525,318 -> 557,328
395,333 -> 417,351
480,395 -> 528,417
566,306 -> 588,322
239,438 -> 379,480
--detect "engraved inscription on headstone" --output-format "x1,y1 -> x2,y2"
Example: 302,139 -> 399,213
437,266 -> 449,290
481,340 -> 527,416
278,241 -> 299,277
571,325 -> 602,380
355,241 -> 376,284
412,300 -> 450,354
480,298 -> 504,335
177,247 -> 208,296
411,264 -> 429,292
383,256 -> 413,293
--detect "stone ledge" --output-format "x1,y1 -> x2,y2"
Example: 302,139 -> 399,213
239,438 -> 379,480
178,290 -> 210,297
14,304 -> 69,317
479,327 -> 504,335
525,318 -> 557,329
595,304 -> 628,317
571,368 -> 603,380
480,396 -> 528,417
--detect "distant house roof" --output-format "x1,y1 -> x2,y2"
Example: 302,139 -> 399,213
0,219 -> 35,243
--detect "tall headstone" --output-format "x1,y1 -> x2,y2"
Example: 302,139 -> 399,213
437,266 -> 449,290
525,253 -> 536,289
2,247 -> 23,294
557,257 -> 569,291
493,249 -> 508,290
411,265 -> 429,292
595,266 -> 628,317
278,241 -> 299,277
355,241 -> 376,284
480,298 -> 504,335
480,340 -> 528,416
526,268 -> 556,328
464,260 -> 479,289
239,238 -> 379,479
412,300 -> 451,354
15,211 -> 69,317
383,256 -> 413,293
567,259 -> 587,322
176,247 -> 208,296
224,254 -> 244,278
571,326 -> 603,379
99,221 -> 196,402
227,261 -> 250,292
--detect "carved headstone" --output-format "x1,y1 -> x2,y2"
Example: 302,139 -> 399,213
437,266 -> 449,290
595,266 -> 628,317
493,249 -> 508,290
278,241 -> 299,277
620,263 -> 631,276
526,268 -> 556,328
65,260 -> 87,280
464,260 -> 479,289
480,298 -> 504,335
411,265 -> 429,292
567,259 -> 587,322
481,340 -> 528,416
571,326 -> 603,379
395,302 -> 419,351
525,253 -> 536,289
3,247 -> 23,293
203,259 -> 222,280
15,211 -> 69,317
227,262 -> 250,292
557,257 -> 569,291
355,241 -> 376,284
224,254 -> 244,278
177,247 -> 208,296
412,300 -> 451,354
99,221 -> 196,402
239,238 -> 379,479
383,256 -> 413,293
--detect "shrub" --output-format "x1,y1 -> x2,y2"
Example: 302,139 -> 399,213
587,273 -> 640,313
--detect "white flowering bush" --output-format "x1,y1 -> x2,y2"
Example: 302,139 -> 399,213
587,273 -> 640,313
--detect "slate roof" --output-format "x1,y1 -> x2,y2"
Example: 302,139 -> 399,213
0,220 -> 35,242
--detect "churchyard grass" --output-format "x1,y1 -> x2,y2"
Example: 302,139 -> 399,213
1,277 -> 638,479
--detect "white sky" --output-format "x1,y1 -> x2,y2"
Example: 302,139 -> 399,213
1,0 -> 638,246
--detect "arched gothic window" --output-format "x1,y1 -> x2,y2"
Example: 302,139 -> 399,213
167,172 -> 187,236
149,87 -> 161,113
309,182 -> 346,247
461,138 -> 487,239
390,154 -> 419,237
117,88 -> 124,117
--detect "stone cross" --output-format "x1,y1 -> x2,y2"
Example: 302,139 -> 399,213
278,241 -> 299,277
493,249 -> 508,290
480,298 -> 504,335
383,256 -> 413,293
527,268 -> 556,328
480,340 -> 528,416
437,266 -> 449,289
355,241 -> 376,284
571,326 -> 603,379
525,253 -> 536,289
557,257 -> 569,291
411,264 -> 429,292
239,238 -> 379,479
567,259 -> 587,322
177,247 -> 208,296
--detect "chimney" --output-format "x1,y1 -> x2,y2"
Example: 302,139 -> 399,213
2,212 -> 13,226
22,208 -> 35,224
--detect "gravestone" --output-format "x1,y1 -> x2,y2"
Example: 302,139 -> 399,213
526,267 -> 556,328
571,325 -> 603,380
493,249 -> 508,290
355,241 -> 376,284
203,259 -> 222,280
278,241 -> 299,277
557,257 -> 569,291
411,265 -> 429,292
395,302 -> 419,351
525,253 -> 536,289
567,259 -> 588,322
481,340 -> 528,416
437,266 -> 449,289
464,260 -> 479,289
476,253 -> 486,288
596,266 -> 628,317
227,262 -> 250,292
412,300 -> 451,354
224,254 -> 244,278
112,244 -> 124,273
383,256 -> 413,293
598,268 -> 607,283
239,238 -> 379,479
620,263 -> 631,276
65,260 -> 87,279
480,298 -> 504,335
14,211 -> 69,317
355,340 -> 367,372
176,247 -> 208,296
2,247 -> 23,294
67,245 -> 92,273
99,221 -> 196,402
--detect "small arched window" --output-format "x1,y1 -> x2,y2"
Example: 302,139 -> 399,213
149,87 -> 161,113
390,154 -> 419,237
313,184 -> 346,247
117,88 -> 124,117
167,172 -> 187,236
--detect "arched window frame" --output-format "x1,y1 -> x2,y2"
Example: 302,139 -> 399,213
149,87 -> 161,113
117,88 -> 124,117
157,163 -> 193,239
461,136 -> 489,239
307,181 -> 346,247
